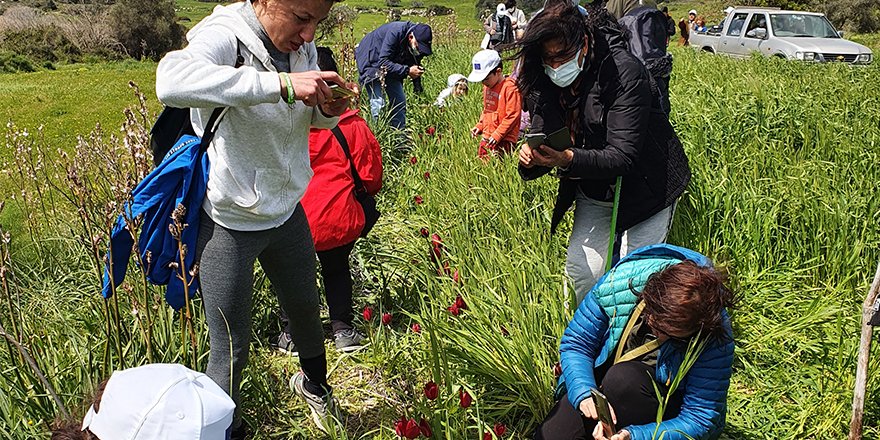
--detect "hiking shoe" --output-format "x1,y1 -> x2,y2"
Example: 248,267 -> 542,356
290,371 -> 343,432
334,328 -> 366,352
273,331 -> 298,356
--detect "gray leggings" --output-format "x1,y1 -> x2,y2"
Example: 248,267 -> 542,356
196,204 -> 324,423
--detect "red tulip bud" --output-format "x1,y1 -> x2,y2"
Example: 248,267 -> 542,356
483,432 -> 493,440
426,126 -> 436,136
414,195 -> 424,205
382,312 -> 393,326
419,227 -> 429,237
401,418 -> 420,439
454,294 -> 468,310
419,418 -> 433,437
424,171 -> 431,180
494,422 -> 507,436
452,269 -> 460,283
447,303 -> 461,316
411,323 -> 422,334
394,416 -> 407,436
424,381 -> 439,400
459,389 -> 473,408
362,306 -> 374,321
410,156 -> 418,164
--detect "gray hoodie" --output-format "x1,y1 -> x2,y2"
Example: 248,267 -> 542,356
156,3 -> 338,231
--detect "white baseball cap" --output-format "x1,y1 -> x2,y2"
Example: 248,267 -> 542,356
496,3 -> 509,17
688,9 -> 697,15
468,49 -> 502,82
82,364 -> 236,440
447,73 -> 467,87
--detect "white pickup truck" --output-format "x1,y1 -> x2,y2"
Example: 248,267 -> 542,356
689,7 -> 873,64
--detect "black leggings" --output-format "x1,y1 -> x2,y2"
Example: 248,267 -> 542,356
533,361 -> 684,440
283,240 -> 357,334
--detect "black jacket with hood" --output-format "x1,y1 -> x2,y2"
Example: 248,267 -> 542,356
519,21 -> 690,234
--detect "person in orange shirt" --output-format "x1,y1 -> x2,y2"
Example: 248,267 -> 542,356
468,49 -> 522,159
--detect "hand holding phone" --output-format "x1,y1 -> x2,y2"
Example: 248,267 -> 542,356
328,83 -> 357,101
590,388 -> 617,436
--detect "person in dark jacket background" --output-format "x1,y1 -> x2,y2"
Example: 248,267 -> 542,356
514,2 -> 690,303
355,21 -> 433,130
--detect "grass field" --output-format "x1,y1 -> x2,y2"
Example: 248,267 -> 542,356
3,1 -> 880,440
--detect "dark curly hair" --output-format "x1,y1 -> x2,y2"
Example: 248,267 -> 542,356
50,379 -> 108,440
639,261 -> 737,343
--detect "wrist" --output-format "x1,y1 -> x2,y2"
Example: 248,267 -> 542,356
560,149 -> 574,168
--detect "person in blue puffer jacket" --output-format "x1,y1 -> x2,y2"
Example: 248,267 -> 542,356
534,244 -> 736,440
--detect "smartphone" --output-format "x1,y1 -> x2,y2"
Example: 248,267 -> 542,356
329,84 -> 357,101
525,127 -> 572,152
524,133 -> 546,149
590,387 -> 617,436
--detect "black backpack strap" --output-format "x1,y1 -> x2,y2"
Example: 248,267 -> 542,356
331,126 -> 368,195
200,43 -> 244,152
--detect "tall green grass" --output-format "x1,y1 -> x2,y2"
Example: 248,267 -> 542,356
1,36 -> 880,440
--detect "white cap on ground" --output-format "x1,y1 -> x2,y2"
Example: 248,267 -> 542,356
82,364 -> 236,440
468,49 -> 502,83
447,73 -> 467,87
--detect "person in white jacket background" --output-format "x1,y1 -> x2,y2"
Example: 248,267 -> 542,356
155,0 -> 352,437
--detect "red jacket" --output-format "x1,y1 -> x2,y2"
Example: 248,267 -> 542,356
301,109 -> 383,251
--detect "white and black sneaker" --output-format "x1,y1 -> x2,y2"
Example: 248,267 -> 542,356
290,371 -> 343,433
273,331 -> 298,356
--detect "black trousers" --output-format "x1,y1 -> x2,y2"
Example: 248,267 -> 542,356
282,240 -> 357,334
533,361 -> 684,440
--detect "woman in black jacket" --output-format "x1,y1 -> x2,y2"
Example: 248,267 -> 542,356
515,2 -> 690,303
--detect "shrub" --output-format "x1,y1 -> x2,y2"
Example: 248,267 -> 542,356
0,51 -> 37,73
108,0 -> 184,61
316,3 -> 357,40
821,0 -> 880,33
0,25 -> 82,63
386,0 -> 402,7
426,4 -> 454,16
412,0 -> 425,8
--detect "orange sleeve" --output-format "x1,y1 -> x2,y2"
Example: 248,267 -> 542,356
489,79 -> 522,143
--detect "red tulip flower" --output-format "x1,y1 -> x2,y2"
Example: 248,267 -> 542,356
382,312 -> 393,326
452,269 -> 460,283
424,381 -> 439,400
494,422 -> 507,436
414,195 -> 424,205
459,389 -> 473,408
394,416 -> 407,436
410,156 -> 418,164
362,306 -> 374,321
447,303 -> 461,316
483,432 -> 493,440
454,294 -> 468,310
411,323 -> 422,334
419,227 -> 429,237
404,419 -> 420,439
424,171 -> 431,180
426,126 -> 436,136
419,418 -> 433,437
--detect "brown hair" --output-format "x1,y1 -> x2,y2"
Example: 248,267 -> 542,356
639,261 -> 736,342
50,380 -> 108,440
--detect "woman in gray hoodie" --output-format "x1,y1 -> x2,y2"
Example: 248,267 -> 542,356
156,0 -> 351,437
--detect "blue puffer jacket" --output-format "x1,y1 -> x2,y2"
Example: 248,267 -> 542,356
560,244 -> 734,440
355,21 -> 419,84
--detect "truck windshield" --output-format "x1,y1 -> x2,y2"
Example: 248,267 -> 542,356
770,14 -> 839,38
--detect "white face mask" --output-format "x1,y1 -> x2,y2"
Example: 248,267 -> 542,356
543,49 -> 585,88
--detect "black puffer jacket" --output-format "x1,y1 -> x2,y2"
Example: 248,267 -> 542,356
520,22 -> 690,234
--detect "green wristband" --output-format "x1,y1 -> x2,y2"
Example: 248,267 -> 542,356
281,73 -> 295,105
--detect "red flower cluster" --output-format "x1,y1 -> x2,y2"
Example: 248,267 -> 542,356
483,423 -> 507,439
394,417 -> 432,439
447,294 -> 468,316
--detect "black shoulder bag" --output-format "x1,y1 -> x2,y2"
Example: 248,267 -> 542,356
331,126 -> 380,237
149,45 -> 244,166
